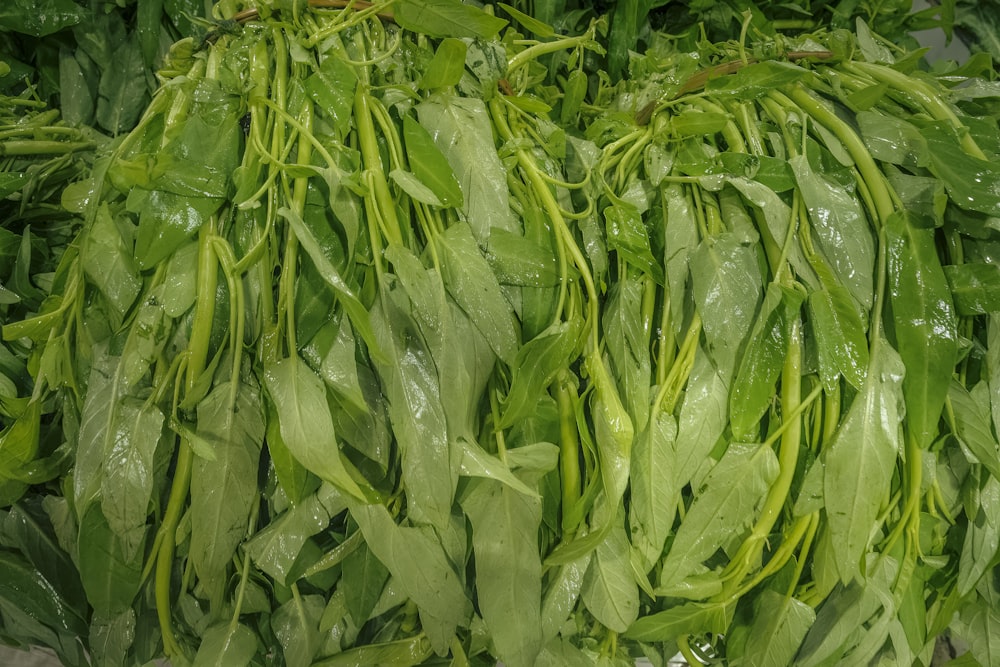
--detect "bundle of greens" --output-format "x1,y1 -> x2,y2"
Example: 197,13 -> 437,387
1,0 -> 211,134
1,85 -> 103,511
2,0 -> 1000,665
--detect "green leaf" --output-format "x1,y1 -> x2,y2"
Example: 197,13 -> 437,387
463,479 -> 544,667
790,154 -> 875,310
856,111 -> 928,169
278,206 -> 380,359
342,543 -> 390,625
82,204 -> 141,323
624,600 -> 732,642
95,33 -> 147,134
272,594 -> 325,667
738,591 -> 815,667
89,610 -> 135,667
416,97 -> 518,240
580,517 -> 639,633
370,289 -> 455,528
192,622 -> 258,667
419,38 -> 467,90
388,168 -> 444,207
402,114 -> 463,208
540,555 -> 590,642
305,54 -> 358,137
924,122 -> 1000,218
796,555 -> 898,667
706,60 -> 808,99
349,502 -> 469,654
131,189 -> 219,269
949,380 -> 1000,483
0,399 -> 40,494
690,232 -> 762,378
886,211 -> 957,448
674,346 -> 729,489
958,473 -> 1000,596
190,381 -> 265,594
660,443 -> 779,588
730,284 -> 803,441
951,588 -> 1000,667
604,274 -> 652,430
244,484 -> 344,584
312,636 -> 434,667
808,280 -> 869,392
439,223 -> 519,364
485,227 -> 560,287
629,412 -> 678,572
498,2 -> 555,36
605,202 -> 664,284
823,342 -> 905,583
945,263 -> 1000,316
394,0 -> 508,39
458,438 -> 541,498
99,398 -> 163,559
0,0 -> 83,36
77,502 -> 143,616
500,321 -> 580,429
264,357 -> 365,499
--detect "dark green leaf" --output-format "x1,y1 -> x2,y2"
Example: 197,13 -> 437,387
95,34 -> 147,134
305,54 -> 358,137
0,0 -> 83,36
342,542 -> 389,625
402,114 -> 463,208
731,284 -> 803,441
945,263 -> 1000,316
605,202 -> 664,283
77,503 -> 143,616
886,211 -> 957,448
0,550 -> 86,637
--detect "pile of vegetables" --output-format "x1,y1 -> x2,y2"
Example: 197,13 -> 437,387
2,0 -> 1000,665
